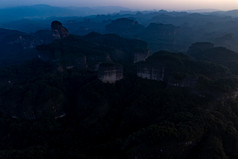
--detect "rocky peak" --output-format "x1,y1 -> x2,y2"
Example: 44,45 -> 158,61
51,21 -> 69,39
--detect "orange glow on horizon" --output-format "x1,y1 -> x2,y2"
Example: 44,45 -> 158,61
1,0 -> 238,10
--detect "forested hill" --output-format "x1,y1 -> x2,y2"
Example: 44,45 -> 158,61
1,20 -> 238,158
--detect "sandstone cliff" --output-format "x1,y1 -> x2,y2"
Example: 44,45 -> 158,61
98,63 -> 123,84
51,21 -> 69,39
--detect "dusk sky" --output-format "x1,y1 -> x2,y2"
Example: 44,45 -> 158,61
1,0 -> 238,10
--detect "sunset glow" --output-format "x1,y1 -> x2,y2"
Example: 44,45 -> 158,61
1,0 -> 238,10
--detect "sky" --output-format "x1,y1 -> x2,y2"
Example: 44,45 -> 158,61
1,0 -> 238,10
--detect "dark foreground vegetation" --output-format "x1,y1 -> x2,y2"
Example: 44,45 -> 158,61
0,49 -> 238,159
1,17 -> 238,158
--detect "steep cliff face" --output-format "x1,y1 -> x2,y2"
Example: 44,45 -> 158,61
98,63 -> 123,83
137,64 -> 198,87
51,21 -> 69,39
137,49 -> 236,88
137,64 -> 165,81
136,51 -> 200,87
134,51 -> 150,63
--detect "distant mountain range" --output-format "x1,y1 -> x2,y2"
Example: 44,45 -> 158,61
2,5 -> 238,24
211,9 -> 238,17
0,5 -> 129,23
2,5 -> 238,53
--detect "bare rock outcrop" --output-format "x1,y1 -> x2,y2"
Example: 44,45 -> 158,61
98,63 -> 123,84
51,21 -> 69,39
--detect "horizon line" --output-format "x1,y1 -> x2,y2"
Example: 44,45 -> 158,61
0,4 -> 237,12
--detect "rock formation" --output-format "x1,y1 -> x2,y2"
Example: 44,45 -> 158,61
137,63 -> 197,87
136,51 -> 198,87
51,21 -> 69,39
137,64 -> 165,81
134,51 -> 150,63
98,63 -> 123,84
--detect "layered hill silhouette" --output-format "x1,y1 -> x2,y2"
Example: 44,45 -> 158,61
1,17 -> 238,158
